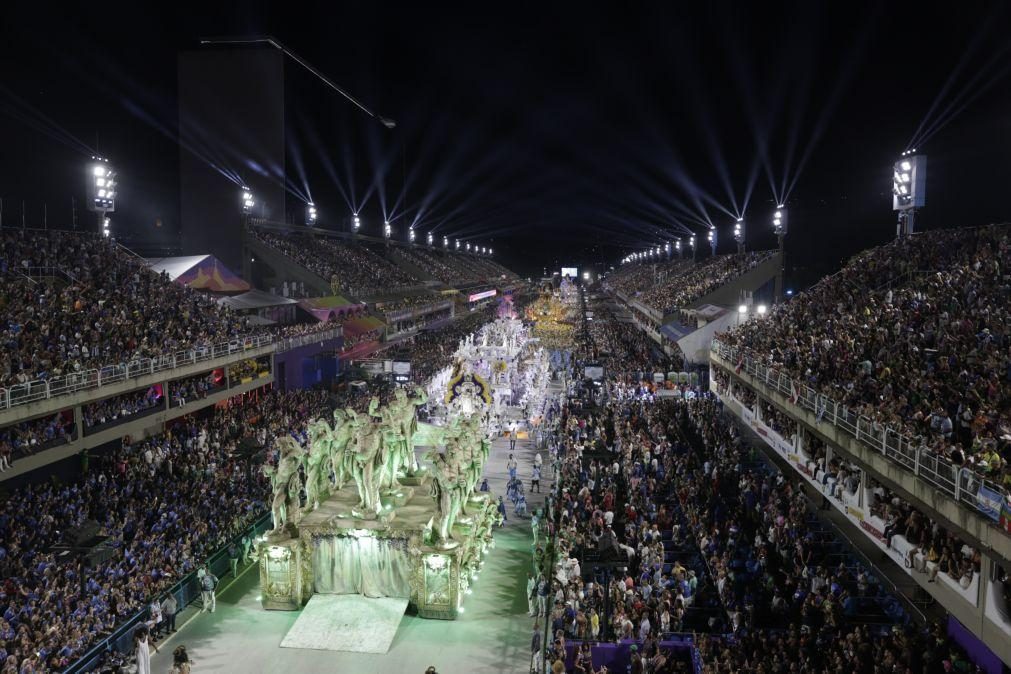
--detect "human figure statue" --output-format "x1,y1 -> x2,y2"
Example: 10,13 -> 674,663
264,437 -> 305,535
347,408 -> 384,517
304,419 -> 333,510
425,447 -> 464,547
329,409 -> 355,490
391,385 -> 428,474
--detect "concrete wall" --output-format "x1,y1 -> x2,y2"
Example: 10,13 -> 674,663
243,233 -> 333,296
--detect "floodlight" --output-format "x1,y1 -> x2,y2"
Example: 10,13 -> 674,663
466,242 -> 471,251
427,232 -> 434,246
384,221 -> 392,238
738,305 -> 748,314
353,214 -> 361,230
87,158 -> 116,213
240,187 -> 255,215
102,216 -> 111,237
757,304 -> 767,314
892,154 -> 926,213
489,248 -> 493,256
773,206 -> 788,236
455,239 -> 461,250
443,236 -> 449,248
409,229 -> 416,242
306,203 -> 318,225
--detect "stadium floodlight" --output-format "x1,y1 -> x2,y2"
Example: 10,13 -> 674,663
102,216 -> 111,238
409,228 -> 416,242
757,304 -> 767,315
738,304 -> 748,314
489,248 -> 493,256
892,153 -> 926,236
707,227 -> 717,255
384,220 -> 392,239
87,157 -> 116,214
443,235 -> 449,249
772,206 -> 788,236
239,187 -> 255,215
455,239 -> 461,250
733,217 -> 745,253
466,242 -> 471,251
582,271 -> 590,280
427,231 -> 434,246
352,213 -> 361,231
305,202 -> 318,226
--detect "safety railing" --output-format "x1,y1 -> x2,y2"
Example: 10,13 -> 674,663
63,512 -> 272,674
711,338 -> 1009,535
0,327 -> 342,412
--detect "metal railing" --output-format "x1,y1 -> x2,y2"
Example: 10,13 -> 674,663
711,338 -> 1009,532
64,512 -> 272,674
0,327 -> 342,412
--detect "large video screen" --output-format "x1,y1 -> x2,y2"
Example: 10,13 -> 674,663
584,365 -> 604,381
561,267 -> 578,278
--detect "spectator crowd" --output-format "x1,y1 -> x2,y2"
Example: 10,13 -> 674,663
717,226 -> 1011,491
0,387 -> 331,672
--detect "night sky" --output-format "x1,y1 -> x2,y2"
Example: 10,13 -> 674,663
3,2 -> 1011,283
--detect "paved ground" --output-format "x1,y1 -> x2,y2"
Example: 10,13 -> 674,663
150,405 -> 554,674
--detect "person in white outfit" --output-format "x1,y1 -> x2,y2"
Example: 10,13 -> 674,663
134,625 -> 156,674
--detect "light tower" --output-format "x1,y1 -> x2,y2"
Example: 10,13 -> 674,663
443,235 -> 449,249
689,234 -> 697,260
707,228 -> 717,256
351,213 -> 361,236
384,220 -> 392,239
87,157 -> 117,235
893,151 -> 926,237
240,187 -> 254,215
675,238 -> 682,258
733,218 -> 745,254
305,202 -> 318,226
409,228 -> 416,243
772,205 -> 788,301
427,231 -> 434,247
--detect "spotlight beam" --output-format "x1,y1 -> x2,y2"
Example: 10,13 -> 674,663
911,42 -> 1011,150
907,17 -> 995,150
199,36 -> 396,129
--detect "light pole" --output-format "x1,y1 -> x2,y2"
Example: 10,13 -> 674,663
893,151 -> 926,237
87,157 -> 116,235
772,206 -> 788,302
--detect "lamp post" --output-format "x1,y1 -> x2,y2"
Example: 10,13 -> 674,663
772,205 -> 788,302
893,151 -> 926,237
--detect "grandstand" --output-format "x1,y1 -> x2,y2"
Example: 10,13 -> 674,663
709,225 -> 1011,665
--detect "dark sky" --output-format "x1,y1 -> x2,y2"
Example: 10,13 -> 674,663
2,2 -> 1011,282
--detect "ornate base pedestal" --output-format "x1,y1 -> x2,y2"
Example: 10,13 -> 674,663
257,479 -> 499,620
258,538 -> 304,610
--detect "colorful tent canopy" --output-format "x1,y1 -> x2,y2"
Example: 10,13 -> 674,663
145,255 -> 250,293
217,289 -> 297,311
297,296 -> 366,322
341,315 -> 386,336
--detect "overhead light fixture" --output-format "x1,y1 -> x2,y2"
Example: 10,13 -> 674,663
306,202 -> 318,225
